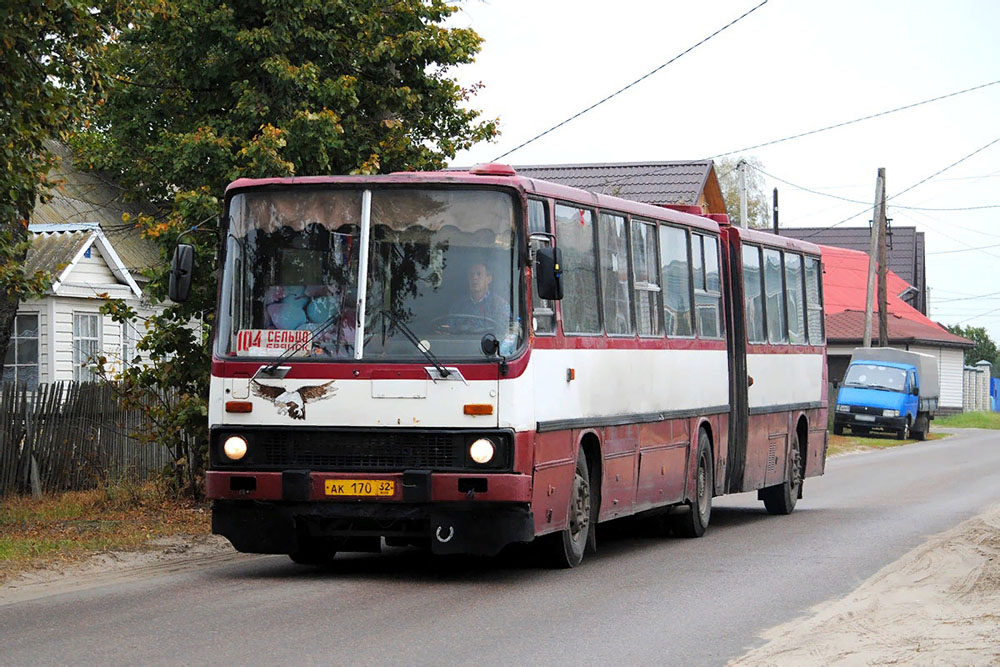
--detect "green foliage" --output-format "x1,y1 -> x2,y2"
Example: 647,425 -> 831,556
716,156 -> 771,229
78,0 -> 498,495
944,324 -> 999,376
0,1 -> 129,368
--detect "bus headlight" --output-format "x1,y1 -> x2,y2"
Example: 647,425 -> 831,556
223,435 -> 248,461
469,438 -> 495,464
882,409 -> 899,417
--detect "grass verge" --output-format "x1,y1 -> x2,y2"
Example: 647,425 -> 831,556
0,478 -> 210,585
935,411 -> 1000,429
827,430 -> 947,457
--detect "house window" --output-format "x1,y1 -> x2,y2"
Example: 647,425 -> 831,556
2,313 -> 39,388
122,321 -> 139,368
74,313 -> 101,382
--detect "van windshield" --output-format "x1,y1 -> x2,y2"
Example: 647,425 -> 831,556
843,364 -> 907,392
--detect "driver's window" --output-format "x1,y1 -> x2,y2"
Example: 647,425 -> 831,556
529,199 -> 556,334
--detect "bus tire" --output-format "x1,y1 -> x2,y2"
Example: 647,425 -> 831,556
761,431 -> 802,515
675,430 -> 712,538
541,447 -> 591,568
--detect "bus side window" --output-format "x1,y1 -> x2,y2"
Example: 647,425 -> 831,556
529,199 -> 556,334
631,219 -> 661,337
555,203 -> 601,334
804,255 -> 824,345
784,251 -> 806,344
742,244 -> 766,343
763,248 -> 787,344
694,234 -> 722,338
599,212 -> 634,336
659,225 -> 693,336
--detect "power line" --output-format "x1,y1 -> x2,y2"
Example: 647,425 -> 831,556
928,242 -> 1000,255
706,77 -> 1000,160
798,135 -> 1000,239
933,291 -> 1000,303
491,1 -> 769,161
753,164 -> 1000,211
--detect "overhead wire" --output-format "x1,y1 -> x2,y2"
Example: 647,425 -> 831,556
491,0 -> 770,161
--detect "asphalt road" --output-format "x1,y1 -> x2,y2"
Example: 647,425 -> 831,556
2,429 -> 999,666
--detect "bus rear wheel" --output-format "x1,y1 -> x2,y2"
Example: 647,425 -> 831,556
541,447 -> 591,568
288,538 -> 336,566
674,430 -> 712,538
761,431 -> 802,515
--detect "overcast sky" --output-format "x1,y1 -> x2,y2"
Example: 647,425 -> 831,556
447,0 -> 1000,342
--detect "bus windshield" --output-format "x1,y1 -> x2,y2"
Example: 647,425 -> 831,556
216,187 -> 523,362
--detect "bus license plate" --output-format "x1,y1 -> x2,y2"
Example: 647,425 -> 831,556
324,479 -> 395,497
855,415 -> 876,422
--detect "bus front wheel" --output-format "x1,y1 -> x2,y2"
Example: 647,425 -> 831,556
541,447 -> 591,568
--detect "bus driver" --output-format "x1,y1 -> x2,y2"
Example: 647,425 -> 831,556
447,261 -> 510,332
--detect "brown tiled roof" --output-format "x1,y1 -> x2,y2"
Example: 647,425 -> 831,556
512,161 -> 726,213
31,141 -> 160,279
827,310 -> 971,348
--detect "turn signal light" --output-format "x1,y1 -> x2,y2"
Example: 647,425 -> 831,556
226,401 -> 253,413
463,404 -> 494,416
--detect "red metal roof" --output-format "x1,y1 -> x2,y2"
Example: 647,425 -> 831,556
819,245 -> 970,347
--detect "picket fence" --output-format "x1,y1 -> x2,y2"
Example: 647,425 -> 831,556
0,381 -> 173,496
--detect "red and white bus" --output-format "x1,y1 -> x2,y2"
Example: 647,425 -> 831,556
178,163 -> 827,567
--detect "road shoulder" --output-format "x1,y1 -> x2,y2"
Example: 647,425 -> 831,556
731,504 -> 1000,665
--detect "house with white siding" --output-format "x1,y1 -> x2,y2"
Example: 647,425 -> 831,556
3,223 -> 156,386
2,142 -> 162,387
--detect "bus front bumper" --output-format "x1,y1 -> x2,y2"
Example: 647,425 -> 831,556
212,499 -> 534,557
206,470 -> 534,557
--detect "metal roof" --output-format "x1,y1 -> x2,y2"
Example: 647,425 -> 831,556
512,161 -> 721,210
25,227 -> 92,277
30,141 -> 160,279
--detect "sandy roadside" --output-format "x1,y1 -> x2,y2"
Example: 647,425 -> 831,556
731,504 -> 1000,666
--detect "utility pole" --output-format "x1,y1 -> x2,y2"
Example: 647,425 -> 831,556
863,167 -> 885,348
877,187 -> 889,347
772,187 -> 779,235
738,159 -> 748,228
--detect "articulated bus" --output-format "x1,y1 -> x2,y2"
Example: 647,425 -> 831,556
175,163 -> 827,567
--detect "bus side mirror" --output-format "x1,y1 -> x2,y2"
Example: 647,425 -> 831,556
535,246 -> 563,300
169,243 -> 195,303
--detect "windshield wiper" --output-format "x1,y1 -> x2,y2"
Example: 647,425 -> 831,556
379,309 -> 451,379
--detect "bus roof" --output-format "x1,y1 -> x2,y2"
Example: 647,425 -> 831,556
226,164 -> 723,234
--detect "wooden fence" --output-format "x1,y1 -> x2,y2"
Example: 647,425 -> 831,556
0,381 -> 174,496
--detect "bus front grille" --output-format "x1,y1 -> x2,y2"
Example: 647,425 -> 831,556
258,431 -> 461,470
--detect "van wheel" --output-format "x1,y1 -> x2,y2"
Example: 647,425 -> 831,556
761,431 -> 802,515
912,415 -> 929,441
541,447 -> 591,568
896,418 -> 910,441
674,430 -> 712,538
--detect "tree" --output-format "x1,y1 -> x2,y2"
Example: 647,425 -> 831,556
715,156 -> 771,229
945,324 -> 1000,377
0,1 -> 128,376
76,0 -> 497,495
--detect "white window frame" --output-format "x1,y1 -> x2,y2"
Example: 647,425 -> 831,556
73,312 -> 101,382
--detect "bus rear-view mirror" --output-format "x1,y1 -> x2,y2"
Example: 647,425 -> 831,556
535,246 -> 563,300
169,243 -> 195,303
